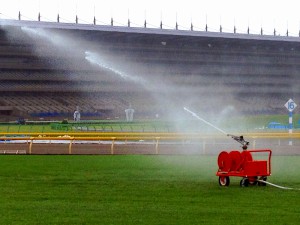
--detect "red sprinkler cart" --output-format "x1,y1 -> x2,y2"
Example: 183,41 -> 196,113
216,135 -> 272,187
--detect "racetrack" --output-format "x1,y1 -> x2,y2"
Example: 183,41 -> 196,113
1,137 -> 299,155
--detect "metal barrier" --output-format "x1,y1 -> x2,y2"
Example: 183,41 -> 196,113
0,136 -> 166,155
0,132 -> 299,155
1,131 -> 300,138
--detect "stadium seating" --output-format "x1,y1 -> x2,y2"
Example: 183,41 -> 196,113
0,22 -> 299,121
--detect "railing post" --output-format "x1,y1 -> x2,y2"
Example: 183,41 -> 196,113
111,137 -> 115,154
69,138 -> 74,154
29,137 -> 34,154
155,137 -> 160,154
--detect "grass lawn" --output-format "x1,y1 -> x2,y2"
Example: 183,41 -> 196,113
0,114 -> 299,133
0,155 -> 299,225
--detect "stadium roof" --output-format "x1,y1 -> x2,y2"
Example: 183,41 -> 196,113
2,18 -> 300,44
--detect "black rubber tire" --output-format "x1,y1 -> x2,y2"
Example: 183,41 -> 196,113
240,178 -> 249,187
219,176 -> 230,186
249,176 -> 258,186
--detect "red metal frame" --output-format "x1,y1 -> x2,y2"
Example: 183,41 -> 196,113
216,149 -> 272,178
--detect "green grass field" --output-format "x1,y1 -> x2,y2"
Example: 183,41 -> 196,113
1,113 -> 299,133
0,155 -> 299,225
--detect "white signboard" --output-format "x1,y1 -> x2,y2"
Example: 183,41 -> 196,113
285,99 -> 297,112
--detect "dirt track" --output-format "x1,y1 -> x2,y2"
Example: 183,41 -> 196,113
0,141 -> 299,155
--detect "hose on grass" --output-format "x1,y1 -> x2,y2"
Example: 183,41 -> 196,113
258,180 -> 299,190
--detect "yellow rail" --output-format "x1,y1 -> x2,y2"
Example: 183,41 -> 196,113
1,132 -> 300,138
1,132 -> 299,155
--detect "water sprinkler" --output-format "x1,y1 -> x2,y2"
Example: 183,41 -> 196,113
183,107 -> 249,150
227,134 -> 249,150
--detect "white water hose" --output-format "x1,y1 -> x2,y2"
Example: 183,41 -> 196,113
258,180 -> 299,190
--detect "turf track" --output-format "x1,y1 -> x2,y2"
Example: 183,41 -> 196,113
0,155 -> 299,225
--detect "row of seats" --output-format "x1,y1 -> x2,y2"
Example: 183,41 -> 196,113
0,91 -> 297,121
0,25 -> 299,121
0,93 -> 130,119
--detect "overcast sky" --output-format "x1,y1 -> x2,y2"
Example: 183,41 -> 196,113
1,0 -> 300,36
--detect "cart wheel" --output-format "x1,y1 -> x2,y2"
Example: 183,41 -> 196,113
219,176 -> 230,186
249,176 -> 258,185
240,178 -> 249,187
258,176 -> 267,186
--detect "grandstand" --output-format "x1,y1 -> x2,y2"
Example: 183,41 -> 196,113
0,19 -> 299,122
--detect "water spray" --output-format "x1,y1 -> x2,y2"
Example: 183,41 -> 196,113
183,107 -> 250,149
85,51 -> 129,79
21,26 -> 66,47
183,107 -> 227,135
85,51 -> 145,83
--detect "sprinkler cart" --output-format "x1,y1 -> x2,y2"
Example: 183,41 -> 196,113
216,134 -> 272,187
